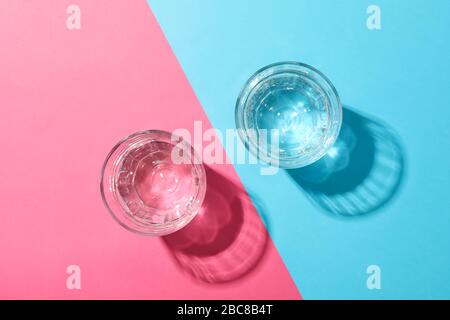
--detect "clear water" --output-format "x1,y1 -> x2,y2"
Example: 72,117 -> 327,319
114,141 -> 202,223
247,73 -> 330,158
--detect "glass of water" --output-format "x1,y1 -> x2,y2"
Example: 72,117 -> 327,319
100,130 -> 206,236
235,62 -> 342,169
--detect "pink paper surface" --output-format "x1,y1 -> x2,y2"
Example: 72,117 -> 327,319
0,0 -> 300,299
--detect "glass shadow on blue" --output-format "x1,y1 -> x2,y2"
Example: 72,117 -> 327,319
287,107 -> 405,217
162,166 -> 269,284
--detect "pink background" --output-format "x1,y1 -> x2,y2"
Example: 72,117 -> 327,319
0,0 -> 300,299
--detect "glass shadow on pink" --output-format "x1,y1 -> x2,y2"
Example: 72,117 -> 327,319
101,130 -> 206,236
163,166 -> 269,283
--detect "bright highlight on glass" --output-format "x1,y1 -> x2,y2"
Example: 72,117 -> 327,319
235,62 -> 342,169
101,130 -> 206,236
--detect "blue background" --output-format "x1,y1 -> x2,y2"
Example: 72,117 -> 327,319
148,0 -> 450,299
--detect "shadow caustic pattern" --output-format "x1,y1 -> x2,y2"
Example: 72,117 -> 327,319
287,107 -> 405,217
163,166 -> 269,283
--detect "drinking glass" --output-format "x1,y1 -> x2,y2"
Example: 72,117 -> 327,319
100,130 -> 206,236
235,62 -> 342,169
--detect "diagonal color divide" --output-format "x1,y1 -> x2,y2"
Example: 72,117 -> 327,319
147,0 -> 450,299
0,1 -> 300,299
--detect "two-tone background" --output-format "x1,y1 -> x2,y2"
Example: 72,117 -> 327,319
1,0 -> 449,299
